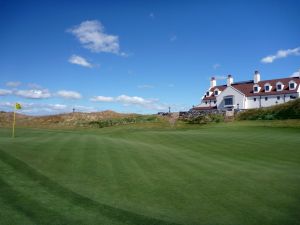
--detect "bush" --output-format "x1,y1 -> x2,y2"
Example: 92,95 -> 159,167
237,98 -> 300,120
88,115 -> 159,128
186,113 -> 224,124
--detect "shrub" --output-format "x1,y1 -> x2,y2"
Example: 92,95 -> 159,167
237,98 -> 300,120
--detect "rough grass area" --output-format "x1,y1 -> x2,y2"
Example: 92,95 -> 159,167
237,98 -> 300,120
0,121 -> 300,225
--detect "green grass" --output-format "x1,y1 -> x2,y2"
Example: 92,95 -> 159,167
0,121 -> 300,225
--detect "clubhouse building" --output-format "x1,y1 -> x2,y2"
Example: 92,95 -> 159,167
193,70 -> 300,111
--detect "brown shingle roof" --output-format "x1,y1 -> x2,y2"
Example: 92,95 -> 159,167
203,85 -> 226,100
203,77 -> 299,99
233,77 -> 300,96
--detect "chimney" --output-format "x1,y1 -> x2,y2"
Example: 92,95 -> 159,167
227,75 -> 233,86
210,77 -> 216,88
254,70 -> 260,83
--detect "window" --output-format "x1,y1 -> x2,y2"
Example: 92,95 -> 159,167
290,95 -> 296,99
290,83 -> 295,89
254,98 -> 256,102
214,100 -> 216,104
206,91 -> 210,96
224,98 -> 233,106
205,101 -> 207,104
265,86 -> 270,91
214,90 -> 218,96
277,96 -> 280,100
277,84 -> 282,90
265,97 -> 268,101
253,86 -> 258,92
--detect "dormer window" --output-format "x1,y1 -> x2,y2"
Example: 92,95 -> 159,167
290,83 -> 295,89
253,84 -> 260,93
206,91 -> 210,96
214,89 -> 220,96
264,83 -> 271,92
289,80 -> 296,90
277,84 -> 282,90
276,82 -> 284,91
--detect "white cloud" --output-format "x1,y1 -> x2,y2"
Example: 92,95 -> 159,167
0,101 -> 96,115
0,89 -> 12,96
290,70 -> 300,77
6,81 -> 21,87
15,89 -> 51,99
68,55 -> 93,68
213,64 -> 220,70
56,90 -> 82,99
137,84 -> 154,89
90,96 -> 114,102
68,20 -> 124,55
90,94 -> 167,110
261,47 -> 300,63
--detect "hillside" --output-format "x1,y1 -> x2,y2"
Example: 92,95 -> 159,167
237,98 -> 300,120
0,110 -> 139,128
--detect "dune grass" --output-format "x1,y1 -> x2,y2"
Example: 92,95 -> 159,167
0,121 -> 300,225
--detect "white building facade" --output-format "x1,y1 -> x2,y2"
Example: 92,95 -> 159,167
194,71 -> 300,111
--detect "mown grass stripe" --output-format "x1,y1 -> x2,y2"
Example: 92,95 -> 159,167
0,148 -> 182,225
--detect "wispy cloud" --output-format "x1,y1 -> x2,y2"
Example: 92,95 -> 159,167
215,75 -> 227,80
137,84 -> 154,89
68,55 -> 93,68
56,90 -> 82,99
170,35 -> 177,42
0,102 -> 96,115
167,84 -> 175,88
68,20 -> 125,56
0,89 -> 12,96
90,96 -> 115,102
28,83 -> 43,89
15,89 -> 51,99
290,70 -> 300,77
261,47 -> 300,63
213,64 -> 221,70
90,94 -> 167,110
149,12 -> 155,19
6,81 -> 21,88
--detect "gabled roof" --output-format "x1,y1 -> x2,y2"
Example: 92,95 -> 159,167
234,77 -> 300,96
203,85 -> 226,100
202,77 -> 300,99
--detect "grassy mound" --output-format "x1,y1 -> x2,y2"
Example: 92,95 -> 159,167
0,121 -> 299,225
237,98 -> 300,120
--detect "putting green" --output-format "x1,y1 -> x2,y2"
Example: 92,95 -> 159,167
0,122 -> 300,225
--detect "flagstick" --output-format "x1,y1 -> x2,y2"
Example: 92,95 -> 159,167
12,107 -> 16,138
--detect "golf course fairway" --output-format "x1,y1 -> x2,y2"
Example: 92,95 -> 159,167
0,121 -> 299,225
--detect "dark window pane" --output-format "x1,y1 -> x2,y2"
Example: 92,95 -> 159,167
224,98 -> 233,105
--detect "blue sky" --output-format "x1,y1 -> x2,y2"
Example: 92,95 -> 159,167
0,0 -> 299,115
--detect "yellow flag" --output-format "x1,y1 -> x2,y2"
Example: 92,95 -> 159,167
15,103 -> 22,110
